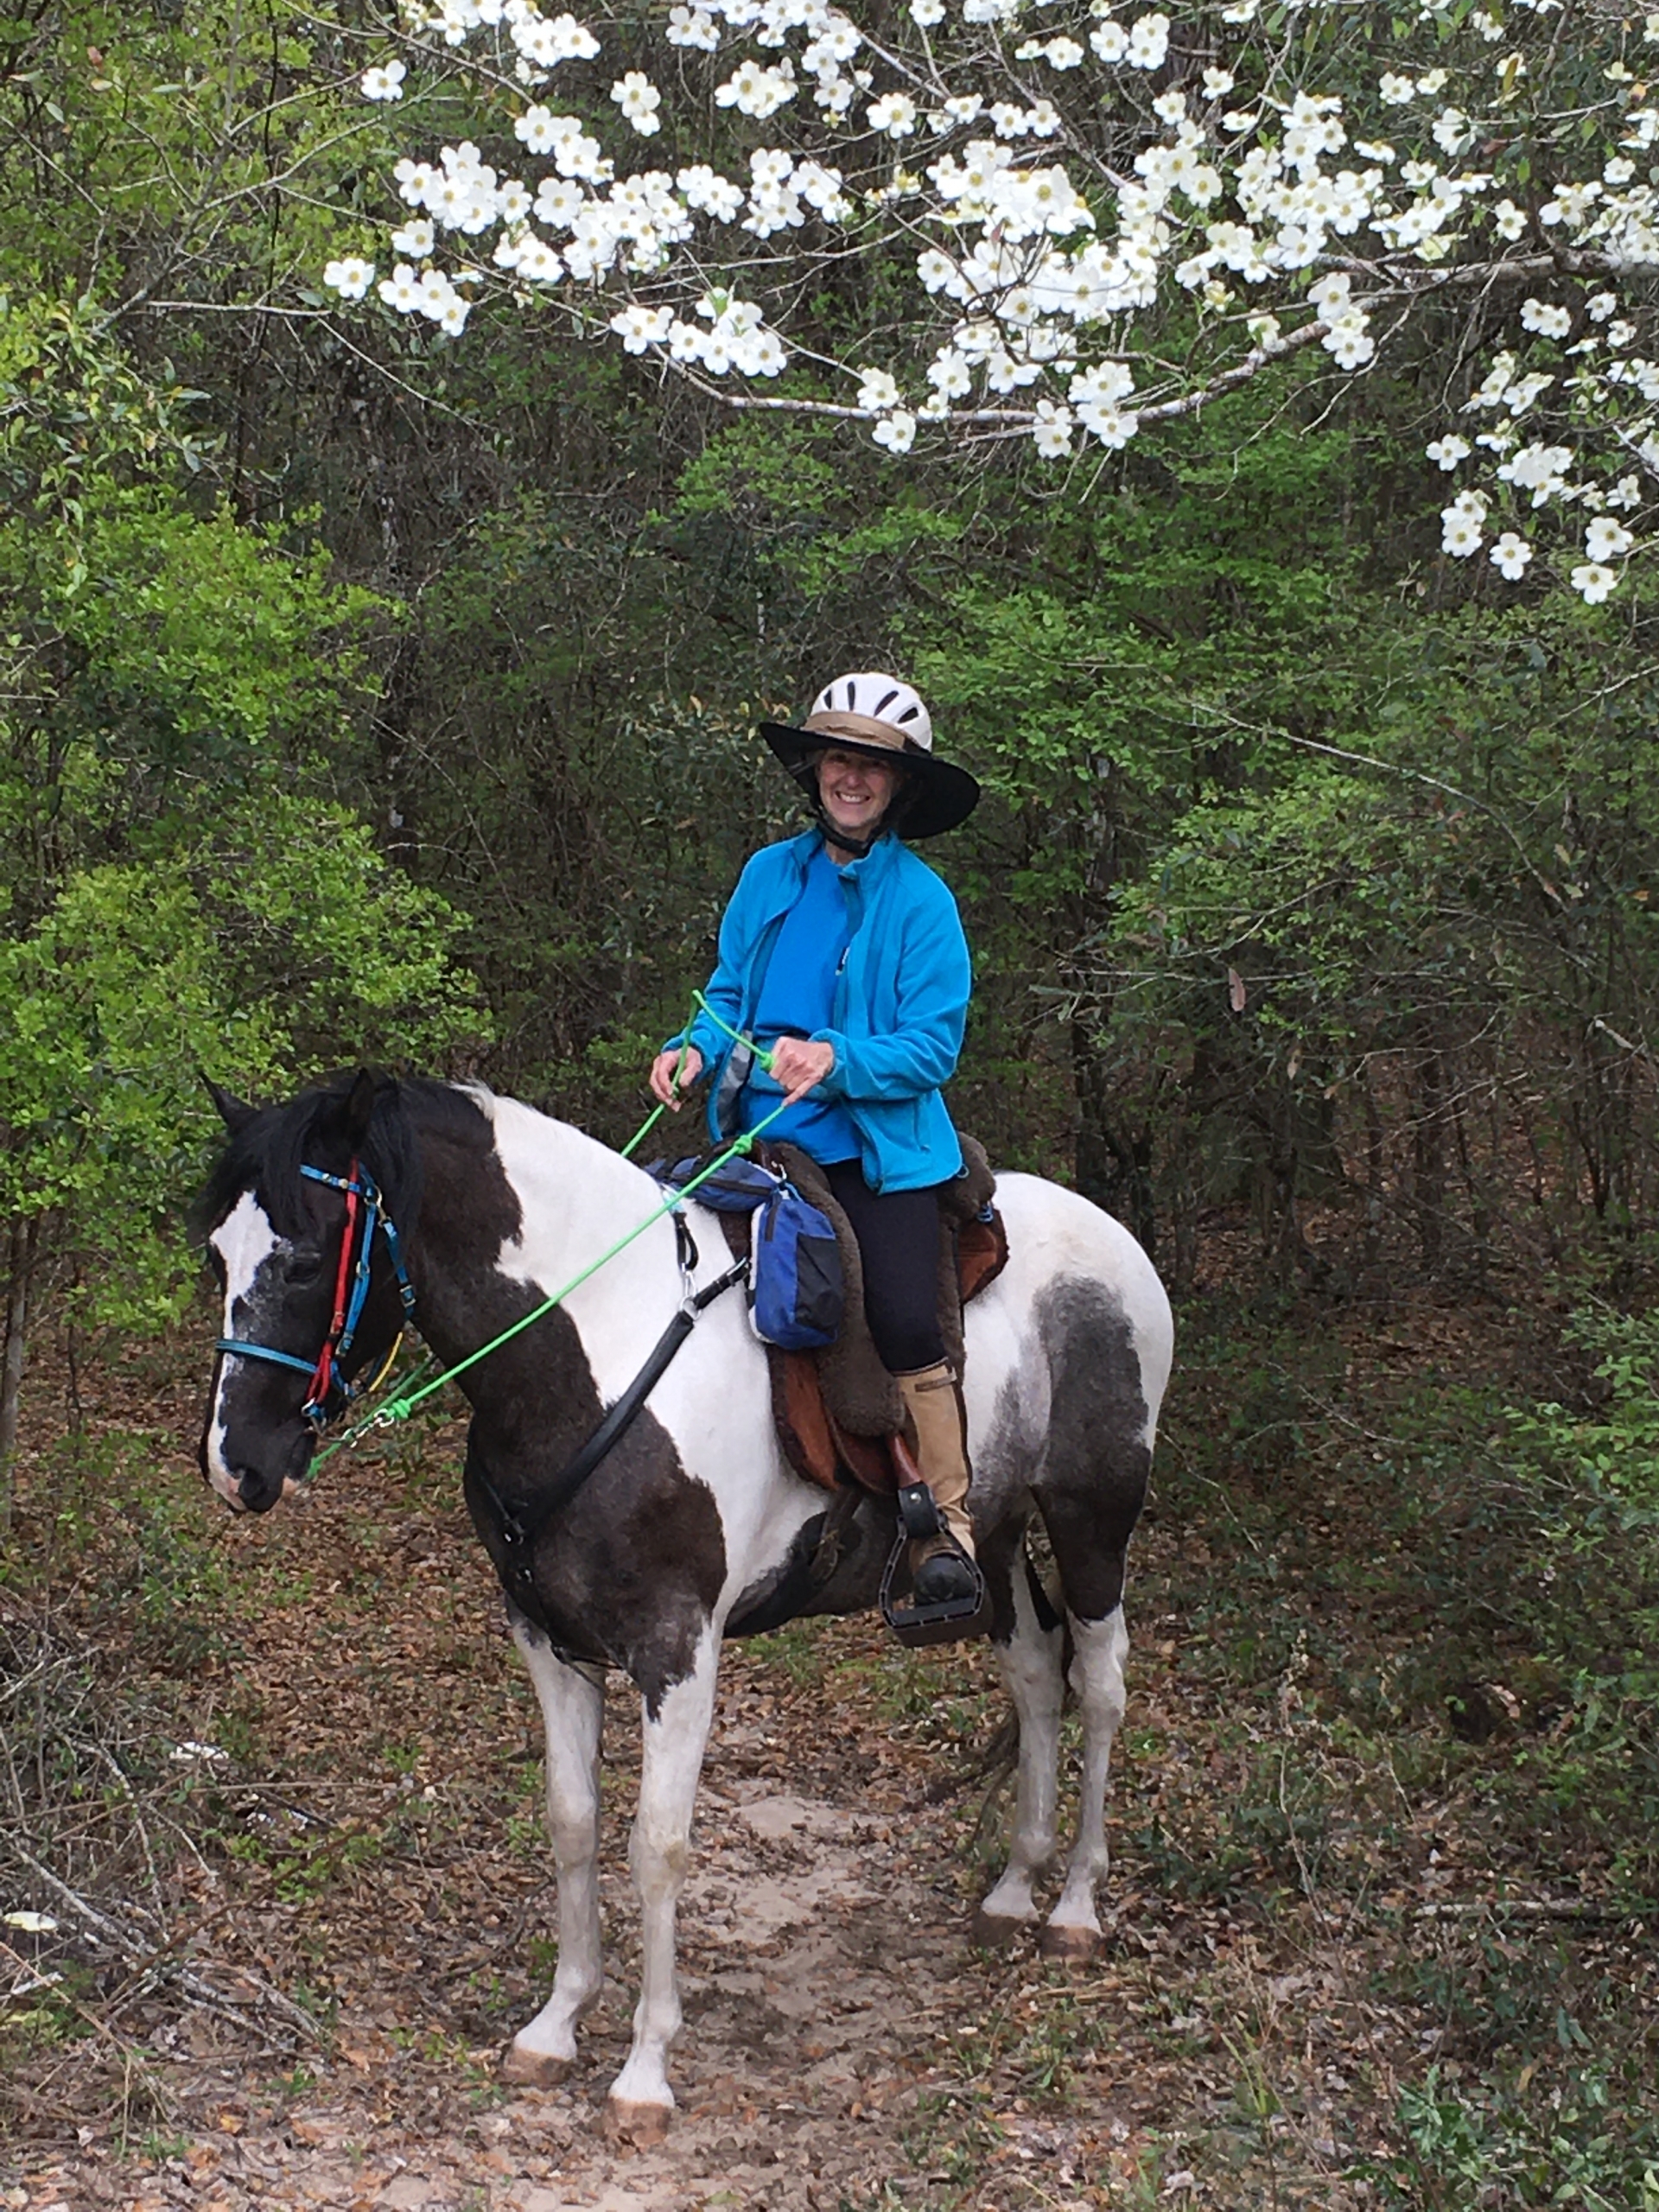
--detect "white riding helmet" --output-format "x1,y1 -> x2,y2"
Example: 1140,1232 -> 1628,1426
807,673 -> 934,753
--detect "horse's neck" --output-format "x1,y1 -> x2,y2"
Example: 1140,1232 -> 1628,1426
491,1091 -> 676,1278
414,1089 -> 683,1368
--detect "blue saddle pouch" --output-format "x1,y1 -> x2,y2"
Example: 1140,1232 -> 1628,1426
653,1155 -> 844,1352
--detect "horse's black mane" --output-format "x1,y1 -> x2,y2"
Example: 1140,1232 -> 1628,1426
192,1072 -> 485,1244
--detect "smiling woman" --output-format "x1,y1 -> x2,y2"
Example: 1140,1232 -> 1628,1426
648,672 -> 988,1615
817,744 -> 901,851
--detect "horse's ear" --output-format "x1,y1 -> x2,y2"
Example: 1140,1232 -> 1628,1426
344,1067 -> 382,1148
204,1077 -> 257,1134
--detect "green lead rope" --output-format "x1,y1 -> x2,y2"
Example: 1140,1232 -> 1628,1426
616,995 -> 774,1160
313,999 -> 786,1466
690,989 -> 777,1070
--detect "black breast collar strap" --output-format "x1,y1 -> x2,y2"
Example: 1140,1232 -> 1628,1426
474,1246 -> 749,1623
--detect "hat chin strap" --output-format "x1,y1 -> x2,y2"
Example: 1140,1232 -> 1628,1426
809,791 -> 889,858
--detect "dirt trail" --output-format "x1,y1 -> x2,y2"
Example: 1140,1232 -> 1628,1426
10,1632 -> 1140,2210
5,1383 -> 1414,2210
11,1284 -> 1654,2208
3,1423 -> 1155,2212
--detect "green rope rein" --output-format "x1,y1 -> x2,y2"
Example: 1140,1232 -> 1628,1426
613,996 -> 773,1160
313,1000 -> 786,1466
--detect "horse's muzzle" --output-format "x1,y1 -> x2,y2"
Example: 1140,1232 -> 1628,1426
203,1427 -> 313,1514
233,1455 -> 308,1513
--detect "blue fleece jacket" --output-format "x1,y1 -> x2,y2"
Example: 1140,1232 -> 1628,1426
670,829 -> 971,1193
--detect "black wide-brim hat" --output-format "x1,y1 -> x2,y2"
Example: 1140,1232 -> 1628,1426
760,707 -> 981,840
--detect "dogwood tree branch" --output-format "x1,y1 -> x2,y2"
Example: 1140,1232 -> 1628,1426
289,0 -> 1656,601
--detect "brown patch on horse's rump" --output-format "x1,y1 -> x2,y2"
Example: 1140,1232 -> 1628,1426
1023,1278 -> 1151,1626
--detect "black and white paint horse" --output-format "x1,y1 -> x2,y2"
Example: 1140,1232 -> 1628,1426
198,1071 -> 1173,2139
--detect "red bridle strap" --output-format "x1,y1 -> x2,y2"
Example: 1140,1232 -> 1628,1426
307,1158 -> 362,1412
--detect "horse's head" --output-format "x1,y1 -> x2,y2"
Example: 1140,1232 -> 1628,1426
196,1069 -> 420,1513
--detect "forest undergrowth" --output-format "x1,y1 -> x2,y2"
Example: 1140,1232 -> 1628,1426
1,1232 -> 1656,2211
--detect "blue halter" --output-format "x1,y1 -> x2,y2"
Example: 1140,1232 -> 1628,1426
214,1163 -> 416,1427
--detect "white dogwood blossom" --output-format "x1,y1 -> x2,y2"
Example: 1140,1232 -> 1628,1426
324,0 -> 1659,601
1031,398 -> 1074,454
1586,516 -> 1635,563
1571,562 -> 1619,604
361,60 -> 408,101
613,73 -> 663,134
378,262 -> 423,312
612,302 -> 674,352
868,91 -> 918,137
1442,488 -> 1488,556
1490,531 -> 1533,580
325,255 -> 376,298
668,4 -> 721,47
716,57 -> 797,118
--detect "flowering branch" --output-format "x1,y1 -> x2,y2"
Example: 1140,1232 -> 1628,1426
321,0 -> 1659,600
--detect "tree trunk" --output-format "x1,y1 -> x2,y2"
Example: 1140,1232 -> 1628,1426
1363,1061 -> 1386,1272
0,1215 -> 40,1537
1413,1049 -> 1446,1273
1071,1020 -> 1157,1262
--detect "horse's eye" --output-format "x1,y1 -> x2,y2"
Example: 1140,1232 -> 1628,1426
286,1249 -> 327,1287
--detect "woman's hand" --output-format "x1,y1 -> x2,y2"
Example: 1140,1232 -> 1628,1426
769,1037 -> 836,1106
650,1045 -> 703,1107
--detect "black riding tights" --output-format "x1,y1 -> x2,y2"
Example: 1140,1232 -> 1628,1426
821,1161 -> 945,1376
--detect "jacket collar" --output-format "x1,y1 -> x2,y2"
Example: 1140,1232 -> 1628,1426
789,826 -> 901,881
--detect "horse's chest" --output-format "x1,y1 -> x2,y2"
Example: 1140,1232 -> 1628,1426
465,1407 -> 728,1718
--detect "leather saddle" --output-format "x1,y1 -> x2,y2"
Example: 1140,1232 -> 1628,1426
706,1136 -> 1008,1497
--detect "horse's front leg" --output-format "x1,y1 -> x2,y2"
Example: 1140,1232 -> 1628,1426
503,1623 -> 606,2085
606,1623 -> 720,2142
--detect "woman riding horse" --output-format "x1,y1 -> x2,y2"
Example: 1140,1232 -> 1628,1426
649,671 -> 982,1605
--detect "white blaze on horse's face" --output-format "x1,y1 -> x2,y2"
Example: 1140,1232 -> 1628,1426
206,1189 -> 282,1508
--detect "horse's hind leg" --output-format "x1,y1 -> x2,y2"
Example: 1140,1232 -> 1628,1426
503,1624 -> 606,2085
974,1529 -> 1066,1946
1035,1472 -> 1141,1961
1028,1284 -> 1154,1961
1043,1598 -> 1129,1961
606,1624 -> 720,2141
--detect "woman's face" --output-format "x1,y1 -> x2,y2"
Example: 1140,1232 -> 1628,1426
817,747 -> 901,844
